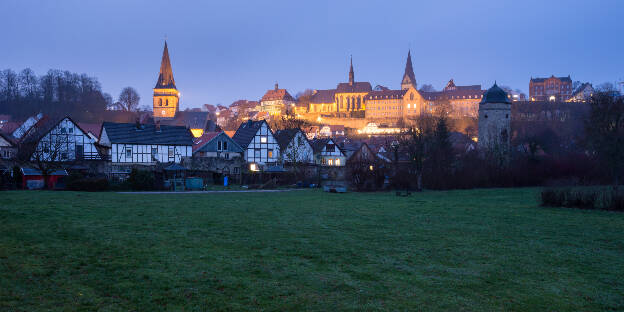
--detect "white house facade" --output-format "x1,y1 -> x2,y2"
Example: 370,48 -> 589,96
311,138 -> 346,166
99,122 -> 193,164
275,128 -> 314,164
30,117 -> 101,161
232,120 -> 280,168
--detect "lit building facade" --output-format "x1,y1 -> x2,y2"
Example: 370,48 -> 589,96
529,75 -> 573,102
259,83 -> 295,116
421,79 -> 485,117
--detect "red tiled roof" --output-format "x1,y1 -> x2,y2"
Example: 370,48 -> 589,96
78,122 -> 102,138
0,121 -> 21,134
261,89 -> 295,102
192,131 -> 221,153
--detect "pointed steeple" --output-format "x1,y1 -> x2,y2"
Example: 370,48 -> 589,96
401,50 -> 417,90
348,55 -> 354,86
155,41 -> 176,89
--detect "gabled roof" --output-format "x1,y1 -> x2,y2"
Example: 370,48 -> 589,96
192,131 -> 220,153
101,122 -> 193,146
336,82 -> 372,93
0,121 -> 21,136
78,122 -> 102,138
155,41 -> 176,89
232,120 -> 269,148
310,89 -> 336,104
274,128 -> 305,151
261,84 -> 295,102
0,131 -> 17,147
310,138 -> 345,155
156,111 -> 213,130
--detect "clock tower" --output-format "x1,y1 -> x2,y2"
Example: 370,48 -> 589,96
153,41 -> 179,118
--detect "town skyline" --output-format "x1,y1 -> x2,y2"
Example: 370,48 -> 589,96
1,0 -> 623,109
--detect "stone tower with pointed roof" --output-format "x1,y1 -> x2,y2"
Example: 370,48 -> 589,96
153,41 -> 180,118
401,50 -> 417,90
478,82 -> 511,150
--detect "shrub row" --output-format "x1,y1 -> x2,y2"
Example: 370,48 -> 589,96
540,187 -> 624,211
66,177 -> 110,192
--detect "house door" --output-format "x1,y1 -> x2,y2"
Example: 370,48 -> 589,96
76,145 -> 84,160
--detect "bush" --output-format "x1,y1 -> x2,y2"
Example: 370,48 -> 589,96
127,168 -> 156,191
67,177 -> 109,192
540,187 -> 624,211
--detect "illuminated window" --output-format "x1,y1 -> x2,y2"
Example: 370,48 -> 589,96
260,136 -> 267,143
328,159 -> 333,166
335,158 -> 340,166
268,150 -> 273,158
250,163 -> 257,171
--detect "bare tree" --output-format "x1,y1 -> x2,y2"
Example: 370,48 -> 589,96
419,84 -> 436,92
585,90 -> 624,189
117,87 -> 141,111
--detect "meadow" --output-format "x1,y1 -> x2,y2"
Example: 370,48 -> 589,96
1,188 -> 623,311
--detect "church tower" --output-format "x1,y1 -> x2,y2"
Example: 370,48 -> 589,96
401,50 -> 417,90
478,82 -> 511,150
153,41 -> 179,118
348,56 -> 354,86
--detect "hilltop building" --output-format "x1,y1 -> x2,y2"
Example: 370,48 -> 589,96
529,75 -> 573,102
259,83 -> 295,116
421,79 -> 485,117
335,57 -> 372,116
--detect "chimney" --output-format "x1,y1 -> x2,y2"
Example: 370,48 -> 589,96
155,120 -> 161,132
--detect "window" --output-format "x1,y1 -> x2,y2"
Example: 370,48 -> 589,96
60,127 -> 66,134
233,167 -> 240,174
223,141 -> 228,150
159,99 -> 162,106
225,153 -> 230,159
68,127 -> 73,134
217,141 -> 223,151
328,159 -> 333,166
326,144 -> 335,152
260,136 -> 267,143
335,158 -> 340,166
151,147 -> 158,160
268,150 -> 273,158
166,99 -> 169,106
126,147 -> 132,158
168,147 -> 174,158
255,149 -> 261,158
61,152 -> 68,160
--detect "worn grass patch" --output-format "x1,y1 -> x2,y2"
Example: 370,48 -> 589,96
1,188 -> 623,311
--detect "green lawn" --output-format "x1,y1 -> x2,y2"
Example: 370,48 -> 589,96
1,189 -> 623,311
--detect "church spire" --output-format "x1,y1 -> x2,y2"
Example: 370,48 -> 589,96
401,50 -> 417,90
155,41 -> 176,89
348,55 -> 354,86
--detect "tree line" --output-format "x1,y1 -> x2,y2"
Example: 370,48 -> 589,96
0,68 -> 141,122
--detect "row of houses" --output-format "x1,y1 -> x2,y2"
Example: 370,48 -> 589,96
0,114 -> 360,183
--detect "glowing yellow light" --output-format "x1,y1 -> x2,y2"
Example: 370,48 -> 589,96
369,165 -> 374,171
250,163 -> 257,171
190,128 -> 204,138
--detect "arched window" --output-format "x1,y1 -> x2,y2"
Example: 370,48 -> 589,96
166,99 -> 169,106
410,93 -> 414,100
159,99 -> 162,106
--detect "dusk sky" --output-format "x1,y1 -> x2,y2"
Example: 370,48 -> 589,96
2,0 -> 623,109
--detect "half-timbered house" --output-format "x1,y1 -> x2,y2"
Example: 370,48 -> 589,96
193,131 -> 243,159
0,131 -> 17,160
232,120 -> 279,170
27,116 -> 102,162
311,138 -> 346,166
99,121 -> 193,164
275,128 -> 314,164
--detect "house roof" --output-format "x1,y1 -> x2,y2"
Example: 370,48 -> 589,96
78,122 -> 102,138
192,131 -> 221,153
21,168 -> 68,176
0,131 -> 17,146
0,121 -> 21,134
156,111 -> 213,130
530,75 -> 572,83
274,128 -> 303,151
310,89 -> 336,104
101,122 -> 193,146
310,138 -> 345,155
366,89 -> 407,100
261,85 -> 295,102
336,82 -> 372,93
232,120 -> 269,148
155,41 -> 176,89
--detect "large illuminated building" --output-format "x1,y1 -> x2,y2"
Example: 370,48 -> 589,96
364,50 -> 425,122
421,79 -> 485,117
529,75 -> 573,102
334,57 -> 372,116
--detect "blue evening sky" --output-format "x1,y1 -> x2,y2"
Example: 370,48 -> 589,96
1,0 -> 622,109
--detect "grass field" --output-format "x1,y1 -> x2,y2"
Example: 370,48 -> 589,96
1,188 -> 623,311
